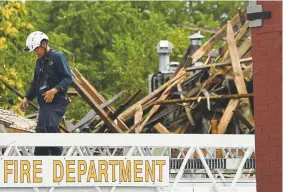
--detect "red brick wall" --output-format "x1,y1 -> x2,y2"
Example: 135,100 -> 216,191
251,1 -> 282,192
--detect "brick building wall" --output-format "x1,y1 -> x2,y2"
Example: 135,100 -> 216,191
251,1 -> 282,192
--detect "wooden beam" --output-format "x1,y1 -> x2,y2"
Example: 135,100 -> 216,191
72,77 -> 123,133
155,93 -> 253,104
174,9 -> 243,77
134,104 -> 143,133
179,121 -> 189,134
211,119 -> 218,134
67,90 -> 124,132
73,69 -> 109,109
137,72 -> 186,133
118,70 -> 186,122
182,24 -> 218,34
67,90 -> 79,96
235,21 -> 249,42
227,21 -> 248,94
227,21 -> 254,125
237,36 -> 252,59
190,10 -> 243,65
186,57 -> 252,72
153,123 -> 171,134
177,80 -> 195,126
59,124 -> 71,133
217,99 -> 239,134
72,69 -> 128,131
221,21 -> 249,61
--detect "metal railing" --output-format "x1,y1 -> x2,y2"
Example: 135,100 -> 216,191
0,134 -> 256,192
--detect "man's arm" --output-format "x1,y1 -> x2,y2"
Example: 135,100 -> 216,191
25,64 -> 38,101
54,53 -> 73,93
20,63 -> 38,111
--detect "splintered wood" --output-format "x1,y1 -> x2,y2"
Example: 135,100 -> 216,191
0,108 -> 36,133
64,9 -> 254,135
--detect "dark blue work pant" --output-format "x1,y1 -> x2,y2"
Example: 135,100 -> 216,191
34,96 -> 69,156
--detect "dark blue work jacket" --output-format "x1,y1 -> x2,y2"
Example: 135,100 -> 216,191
25,48 -> 73,106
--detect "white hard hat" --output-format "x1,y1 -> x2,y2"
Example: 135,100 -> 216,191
24,31 -> 49,52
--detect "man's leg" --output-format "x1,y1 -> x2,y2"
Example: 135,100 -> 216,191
34,147 -> 50,156
47,99 -> 69,156
50,147 -> 63,156
34,107 -> 51,156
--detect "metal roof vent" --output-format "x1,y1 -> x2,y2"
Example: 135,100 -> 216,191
156,40 -> 174,73
189,32 -> 204,46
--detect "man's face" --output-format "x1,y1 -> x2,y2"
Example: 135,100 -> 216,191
34,46 -> 46,57
33,41 -> 47,57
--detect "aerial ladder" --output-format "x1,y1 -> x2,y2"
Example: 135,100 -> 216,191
0,134 -> 256,192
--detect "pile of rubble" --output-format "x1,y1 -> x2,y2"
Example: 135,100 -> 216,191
0,108 -> 36,133
67,9 -> 254,134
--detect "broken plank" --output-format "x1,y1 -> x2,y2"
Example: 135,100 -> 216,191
137,71 -> 187,133
237,36 -> 252,59
217,99 -> 239,134
72,69 -> 111,110
72,70 -> 128,131
221,21 -> 249,61
114,119 -> 129,131
67,90 -> 79,96
211,119 -> 218,134
134,104 -> 143,133
153,123 -> 171,134
67,90 -> 124,132
146,105 -> 181,126
227,22 -> 250,89
227,21 -> 254,124
118,70 -> 186,122
177,81 -> 195,126
190,10 -> 243,65
181,24 -> 218,34
186,57 -> 252,72
155,93 -> 253,104
72,77 -> 123,133
110,90 -> 141,119
235,21 -> 249,42
73,69 -> 106,104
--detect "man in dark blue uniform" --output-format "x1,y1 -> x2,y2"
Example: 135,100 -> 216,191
20,31 -> 73,156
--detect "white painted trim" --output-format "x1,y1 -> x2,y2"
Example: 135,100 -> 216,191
0,134 -> 255,147
0,185 -> 257,192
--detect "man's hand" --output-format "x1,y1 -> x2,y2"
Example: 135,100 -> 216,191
42,88 -> 59,103
20,97 -> 28,112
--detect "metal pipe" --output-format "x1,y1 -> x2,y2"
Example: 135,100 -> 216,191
156,40 -> 174,73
